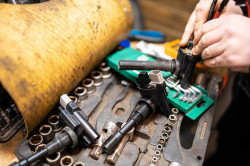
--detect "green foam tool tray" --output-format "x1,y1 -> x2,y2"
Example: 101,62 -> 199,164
106,47 -> 214,120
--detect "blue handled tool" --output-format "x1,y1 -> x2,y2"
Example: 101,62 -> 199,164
129,29 -> 166,43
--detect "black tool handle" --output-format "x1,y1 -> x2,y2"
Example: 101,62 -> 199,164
119,60 -> 177,73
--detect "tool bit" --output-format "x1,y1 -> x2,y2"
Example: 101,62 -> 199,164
102,71 -> 171,154
90,122 -> 119,160
106,126 -> 134,165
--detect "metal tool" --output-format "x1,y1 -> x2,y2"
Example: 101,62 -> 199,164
106,126 -> 135,165
48,115 -> 62,132
28,134 -> 44,152
39,124 -> 55,143
102,70 -> 171,154
90,122 -> 119,160
59,94 -> 99,147
10,127 -> 78,166
10,94 -> 99,165
119,40 -> 201,89
60,155 -> 74,166
46,152 -> 61,166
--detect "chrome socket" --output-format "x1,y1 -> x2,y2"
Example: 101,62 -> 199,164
99,62 -> 112,79
69,96 -> 77,103
162,125 -> 172,134
35,143 -> 46,153
151,156 -> 159,165
74,87 -> 88,102
171,108 -> 179,115
28,134 -> 44,151
156,144 -> 163,152
154,150 -> 161,158
46,152 -> 61,166
167,114 -> 177,126
48,115 -> 62,132
91,71 -> 103,86
82,78 -> 96,94
60,155 -> 74,166
39,124 -> 54,143
73,162 -> 85,166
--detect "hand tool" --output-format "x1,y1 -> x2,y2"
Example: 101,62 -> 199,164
90,122 -> 119,160
10,94 -> 99,165
102,70 -> 171,155
58,94 -> 99,147
10,127 -> 78,166
129,29 -> 166,43
106,47 -> 214,120
119,40 -> 201,89
106,125 -> 135,165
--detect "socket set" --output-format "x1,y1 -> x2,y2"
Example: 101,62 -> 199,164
11,55 -> 220,166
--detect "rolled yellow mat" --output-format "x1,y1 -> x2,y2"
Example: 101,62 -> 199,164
0,0 -> 133,137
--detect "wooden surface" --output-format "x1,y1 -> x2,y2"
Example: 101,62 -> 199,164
0,132 -> 23,165
138,0 -> 199,41
0,0 -> 133,137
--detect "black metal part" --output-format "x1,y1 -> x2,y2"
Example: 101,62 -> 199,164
102,71 -> 171,154
10,128 -> 74,166
118,40 -> 201,89
0,104 -> 24,143
176,40 -> 201,89
59,101 -> 99,147
119,60 -> 177,73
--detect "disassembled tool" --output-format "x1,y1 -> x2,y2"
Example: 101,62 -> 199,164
102,70 -> 171,154
119,40 -> 200,89
106,47 -> 214,120
10,94 -> 99,166
90,122 -> 119,160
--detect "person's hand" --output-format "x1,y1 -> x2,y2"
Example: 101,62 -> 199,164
192,14 -> 250,73
180,0 -> 243,47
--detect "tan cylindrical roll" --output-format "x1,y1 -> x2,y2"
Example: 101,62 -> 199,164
0,0 -> 133,137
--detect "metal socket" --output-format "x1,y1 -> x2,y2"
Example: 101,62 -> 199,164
154,150 -> 161,158
39,125 -> 55,143
69,96 -> 77,103
171,108 -> 179,115
158,137 -> 166,145
46,152 -> 61,166
74,87 -> 88,101
163,126 -> 172,134
48,115 -> 62,132
60,156 -> 74,166
35,143 -> 46,153
151,156 -> 159,164
99,62 -> 112,78
91,71 -> 103,86
161,132 -> 169,141
82,78 -> 96,94
73,162 -> 85,166
28,134 -> 44,151
168,114 -> 177,124
156,144 -> 163,152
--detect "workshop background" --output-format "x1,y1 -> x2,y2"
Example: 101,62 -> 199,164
1,0 -> 240,165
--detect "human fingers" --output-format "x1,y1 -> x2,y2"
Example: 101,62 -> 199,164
201,42 -> 225,60
193,0 -> 214,46
192,28 -> 222,55
180,11 -> 196,47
